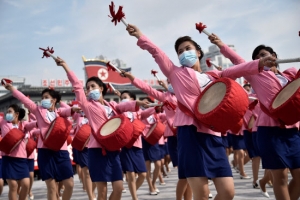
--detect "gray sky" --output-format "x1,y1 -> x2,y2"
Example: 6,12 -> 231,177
0,0 -> 299,86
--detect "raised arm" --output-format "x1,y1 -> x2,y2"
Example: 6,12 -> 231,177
54,57 -> 90,110
208,33 -> 245,65
220,56 -> 277,80
123,72 -> 166,102
4,84 -> 38,114
126,24 -> 176,78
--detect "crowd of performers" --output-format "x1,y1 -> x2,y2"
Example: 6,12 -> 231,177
0,23 -> 300,200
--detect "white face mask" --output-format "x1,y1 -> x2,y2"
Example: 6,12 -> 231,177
121,98 -> 130,102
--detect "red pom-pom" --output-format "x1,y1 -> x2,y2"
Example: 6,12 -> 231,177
195,22 -> 207,33
1,78 -> 13,86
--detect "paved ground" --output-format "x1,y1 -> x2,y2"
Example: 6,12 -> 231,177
0,156 -> 295,200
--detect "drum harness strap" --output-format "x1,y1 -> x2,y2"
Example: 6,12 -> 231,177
176,70 -> 220,130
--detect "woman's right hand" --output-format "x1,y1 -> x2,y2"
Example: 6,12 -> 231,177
122,71 -> 135,81
208,33 -> 225,48
126,24 -> 143,39
4,83 -> 14,91
55,57 -> 70,72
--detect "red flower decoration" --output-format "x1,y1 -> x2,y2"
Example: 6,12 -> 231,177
108,1 -> 125,26
151,70 -> 158,76
106,62 -> 116,72
195,22 -> 207,33
39,47 -> 54,58
206,58 -> 212,68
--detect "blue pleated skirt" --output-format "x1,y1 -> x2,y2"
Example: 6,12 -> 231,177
88,148 -> 122,182
177,125 -> 232,179
78,147 -> 89,168
257,126 -> 300,169
120,147 -> 146,173
2,156 -> 29,180
38,149 -> 73,182
167,136 -> 178,167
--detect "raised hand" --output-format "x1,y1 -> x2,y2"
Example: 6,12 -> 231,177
259,56 -> 277,69
208,33 -> 225,48
126,24 -> 143,39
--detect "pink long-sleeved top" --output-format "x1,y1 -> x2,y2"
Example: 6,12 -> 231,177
0,119 -> 35,158
132,77 -> 177,137
12,90 -> 72,150
67,71 -> 138,148
137,35 -> 262,136
220,50 -> 300,128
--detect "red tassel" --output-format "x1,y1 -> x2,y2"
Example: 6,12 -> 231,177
1,78 -> 13,86
39,47 -> 54,58
195,22 -> 207,33
205,58 -> 212,68
106,62 -> 116,72
108,1 -> 126,26
151,69 -> 158,76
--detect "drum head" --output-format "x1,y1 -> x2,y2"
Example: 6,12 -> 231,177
100,118 -> 121,136
272,78 -> 300,109
248,115 -> 255,129
198,82 -> 226,114
146,123 -> 157,137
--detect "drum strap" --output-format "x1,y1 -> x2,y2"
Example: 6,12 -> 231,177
259,103 -> 285,128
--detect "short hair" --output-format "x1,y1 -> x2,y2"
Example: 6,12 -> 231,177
86,76 -> 108,96
9,104 -> 25,120
42,88 -> 61,105
175,36 -> 204,60
121,90 -> 136,100
141,97 -> 154,103
252,45 -> 278,60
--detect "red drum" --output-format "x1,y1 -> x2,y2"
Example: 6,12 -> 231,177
144,122 -> 165,145
97,115 -> 133,151
270,78 -> 300,125
67,135 -> 72,146
43,117 -> 72,151
231,118 -> 243,134
194,78 -> 248,132
26,138 -> 37,157
125,119 -> 145,149
72,124 -> 91,151
0,129 -> 24,154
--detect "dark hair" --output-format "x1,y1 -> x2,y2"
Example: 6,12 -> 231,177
141,97 -> 154,103
42,88 -> 61,105
175,36 -> 204,60
9,104 -> 25,120
243,84 -> 251,88
252,45 -> 278,60
121,90 -> 136,100
86,76 -> 107,96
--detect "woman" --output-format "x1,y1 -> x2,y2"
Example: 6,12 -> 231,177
245,45 -> 300,200
4,86 -> 77,200
124,24 -> 276,200
123,72 -> 194,199
0,104 -> 30,200
55,57 -> 147,200
119,90 -> 147,200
